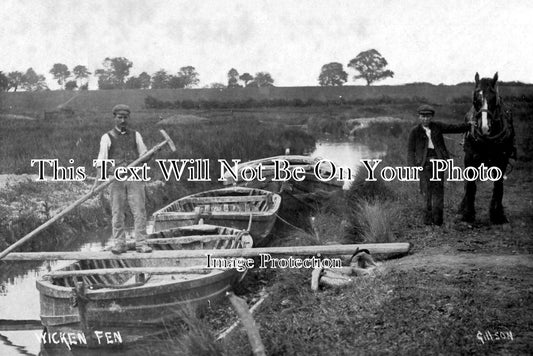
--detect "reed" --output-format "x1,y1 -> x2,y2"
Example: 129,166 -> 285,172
0,113 -> 316,176
347,199 -> 400,243
134,309 -> 224,356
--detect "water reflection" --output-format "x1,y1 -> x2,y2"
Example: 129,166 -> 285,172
311,140 -> 386,188
0,229 -> 111,355
0,140 -> 383,355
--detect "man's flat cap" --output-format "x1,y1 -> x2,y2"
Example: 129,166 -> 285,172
417,104 -> 435,115
112,104 -> 131,115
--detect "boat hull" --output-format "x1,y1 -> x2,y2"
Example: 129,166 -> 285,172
36,224 -> 252,346
37,264 -> 238,345
221,155 -> 345,212
152,187 -> 281,246
222,155 -> 345,191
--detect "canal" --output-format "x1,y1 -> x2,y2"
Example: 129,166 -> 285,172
0,139 -> 385,355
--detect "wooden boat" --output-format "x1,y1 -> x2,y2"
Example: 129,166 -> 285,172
221,155 -> 347,192
222,155 -> 348,211
36,224 -> 253,346
151,187 -> 281,246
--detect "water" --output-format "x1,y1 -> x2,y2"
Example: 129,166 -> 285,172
0,140 -> 382,355
311,139 -> 386,188
0,229 -> 111,356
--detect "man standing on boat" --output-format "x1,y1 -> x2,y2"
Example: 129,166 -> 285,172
407,104 -> 473,226
92,104 -> 152,254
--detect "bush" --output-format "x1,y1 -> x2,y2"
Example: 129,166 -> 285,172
307,116 -> 346,136
181,100 -> 197,109
144,95 -> 445,110
347,199 -> 400,243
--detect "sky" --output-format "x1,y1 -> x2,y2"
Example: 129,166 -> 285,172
1,0 -> 532,89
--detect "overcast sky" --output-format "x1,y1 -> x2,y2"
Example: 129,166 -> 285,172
1,0 -> 531,89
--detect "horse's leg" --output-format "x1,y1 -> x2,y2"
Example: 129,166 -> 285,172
489,160 -> 508,224
458,152 -> 477,222
459,180 -> 477,222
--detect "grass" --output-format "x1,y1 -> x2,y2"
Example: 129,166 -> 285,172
221,263 -> 531,355
212,101 -> 532,355
0,110 -> 317,252
0,111 -> 316,176
1,99 -> 531,355
135,310 -> 225,356
348,199 -> 401,243
0,179 -> 107,251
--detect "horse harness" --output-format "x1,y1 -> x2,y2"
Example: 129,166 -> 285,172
465,97 -> 515,147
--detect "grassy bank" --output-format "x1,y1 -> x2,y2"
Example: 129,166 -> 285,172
142,102 -> 533,355
1,101 -> 531,354
0,111 -> 316,251
0,178 -> 108,252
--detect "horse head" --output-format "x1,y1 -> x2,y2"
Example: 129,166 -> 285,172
472,72 -> 500,135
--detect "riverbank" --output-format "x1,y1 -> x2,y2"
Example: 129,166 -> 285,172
1,103 -> 531,355
0,177 -> 106,253
146,104 -> 533,355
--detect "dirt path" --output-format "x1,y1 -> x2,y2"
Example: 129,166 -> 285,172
391,253 -> 533,271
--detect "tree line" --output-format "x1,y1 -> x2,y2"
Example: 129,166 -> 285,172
0,49 -> 393,92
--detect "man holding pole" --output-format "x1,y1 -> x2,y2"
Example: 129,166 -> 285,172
93,104 -> 152,254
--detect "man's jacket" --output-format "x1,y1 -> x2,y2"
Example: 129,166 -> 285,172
407,121 -> 470,167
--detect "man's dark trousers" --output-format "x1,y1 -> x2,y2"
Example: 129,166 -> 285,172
420,150 -> 444,226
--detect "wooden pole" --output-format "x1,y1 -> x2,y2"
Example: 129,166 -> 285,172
0,130 -> 176,260
75,282 -> 89,335
45,266 -> 221,278
2,242 -> 410,261
0,319 -> 43,331
227,292 -> 266,356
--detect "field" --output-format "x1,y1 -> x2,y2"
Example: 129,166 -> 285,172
0,88 -> 532,355
2,83 -> 533,114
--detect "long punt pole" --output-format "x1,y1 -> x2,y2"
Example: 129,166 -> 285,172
2,243 -> 410,261
0,130 -> 176,260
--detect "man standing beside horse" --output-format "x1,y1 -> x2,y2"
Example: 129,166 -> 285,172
407,105 -> 474,226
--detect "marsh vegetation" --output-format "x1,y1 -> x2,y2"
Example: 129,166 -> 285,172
1,98 -> 532,355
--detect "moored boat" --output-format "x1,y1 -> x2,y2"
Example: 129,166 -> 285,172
221,155 -> 346,192
151,187 -> 281,246
222,155 -> 347,212
36,224 -> 253,346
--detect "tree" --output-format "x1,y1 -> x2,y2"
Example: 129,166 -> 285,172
0,71 -> 9,91
178,66 -> 199,88
138,72 -> 151,89
151,69 -> 170,89
209,82 -> 226,89
94,69 -> 116,90
227,68 -> 241,88
65,80 -> 78,91
125,76 -> 142,89
248,72 -> 274,87
347,49 -> 394,86
94,57 -> 133,89
125,73 -> 152,89
318,62 -> 348,86
168,75 -> 187,89
7,71 -> 24,91
50,63 -> 71,89
239,73 -> 253,87
21,68 -> 48,91
72,65 -> 91,88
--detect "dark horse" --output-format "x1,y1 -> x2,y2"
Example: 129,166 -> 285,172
458,72 -> 516,224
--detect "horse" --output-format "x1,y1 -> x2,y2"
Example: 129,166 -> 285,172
458,72 -> 516,224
